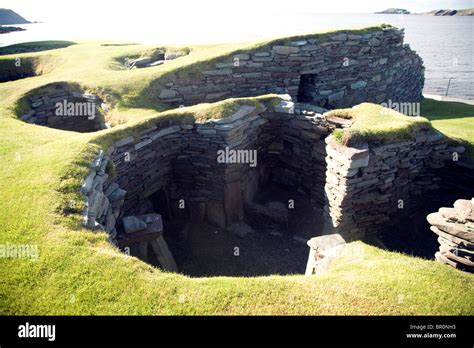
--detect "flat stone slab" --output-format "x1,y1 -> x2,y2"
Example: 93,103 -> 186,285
427,213 -> 474,242
307,233 -> 346,252
453,199 -> 474,222
118,214 -> 164,247
431,226 -> 474,250
305,234 -> 346,276
325,136 -> 369,169
123,216 -> 147,234
212,105 -> 258,124
136,214 -> 163,233
436,251 -> 474,272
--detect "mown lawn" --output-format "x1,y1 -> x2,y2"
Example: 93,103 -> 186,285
0,30 -> 473,315
421,98 -> 474,159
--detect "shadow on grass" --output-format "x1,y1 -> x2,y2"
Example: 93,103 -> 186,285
421,98 -> 474,160
0,40 -> 76,55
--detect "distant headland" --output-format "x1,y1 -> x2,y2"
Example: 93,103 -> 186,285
0,9 -> 30,25
376,7 -> 474,16
375,8 -> 410,15
0,8 -> 34,35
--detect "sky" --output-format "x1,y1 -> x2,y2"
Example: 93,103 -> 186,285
2,0 -> 474,24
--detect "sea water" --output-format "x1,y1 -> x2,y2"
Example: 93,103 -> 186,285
1,13 -> 472,99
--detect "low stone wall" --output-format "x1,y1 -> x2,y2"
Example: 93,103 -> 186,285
323,130 -> 450,240
20,89 -> 105,132
158,27 -> 424,109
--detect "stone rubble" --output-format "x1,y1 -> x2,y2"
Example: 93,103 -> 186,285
427,198 -> 474,272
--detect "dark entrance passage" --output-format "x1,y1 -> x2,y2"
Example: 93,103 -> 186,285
297,74 -> 317,103
149,189 -> 172,220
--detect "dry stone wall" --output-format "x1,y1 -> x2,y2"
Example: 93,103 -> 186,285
323,130 -> 450,240
427,198 -> 474,272
108,100 -> 335,233
80,101 -> 454,253
20,89 -> 105,132
158,27 -> 424,109
81,148 -> 125,243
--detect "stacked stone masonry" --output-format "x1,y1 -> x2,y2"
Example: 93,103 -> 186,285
20,89 -> 105,132
323,131 -> 451,240
427,199 -> 474,272
109,102 -> 334,234
81,98 -> 455,256
158,27 -> 424,109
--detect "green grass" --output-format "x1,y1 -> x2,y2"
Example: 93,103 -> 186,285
421,98 -> 474,159
0,26 -> 473,315
329,103 -> 433,146
329,100 -> 474,161
0,40 -> 76,55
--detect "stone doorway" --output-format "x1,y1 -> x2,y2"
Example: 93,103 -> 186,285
297,73 -> 317,103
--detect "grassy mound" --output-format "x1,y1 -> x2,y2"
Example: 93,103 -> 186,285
0,41 -> 76,55
329,103 -> 433,146
1,26 -> 473,315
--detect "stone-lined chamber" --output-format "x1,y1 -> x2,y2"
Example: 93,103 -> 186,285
85,97 -> 337,240
158,26 -> 424,109
78,96 -> 457,273
19,84 -> 106,132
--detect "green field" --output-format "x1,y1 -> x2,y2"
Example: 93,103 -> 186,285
0,32 -> 473,315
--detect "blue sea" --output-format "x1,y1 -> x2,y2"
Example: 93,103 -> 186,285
1,13 -> 473,99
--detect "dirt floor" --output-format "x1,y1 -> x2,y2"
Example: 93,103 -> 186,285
160,184 -> 326,277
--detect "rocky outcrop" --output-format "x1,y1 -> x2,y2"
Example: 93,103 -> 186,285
0,9 -> 30,25
427,199 -> 474,272
0,26 -> 26,34
157,27 -> 424,109
421,8 -> 474,16
375,9 -> 410,14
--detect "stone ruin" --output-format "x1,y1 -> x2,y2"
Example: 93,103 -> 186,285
71,26 -> 474,275
156,26 -> 424,108
427,198 -> 474,273
76,94 -> 470,275
125,50 -> 188,69
20,86 -> 106,132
